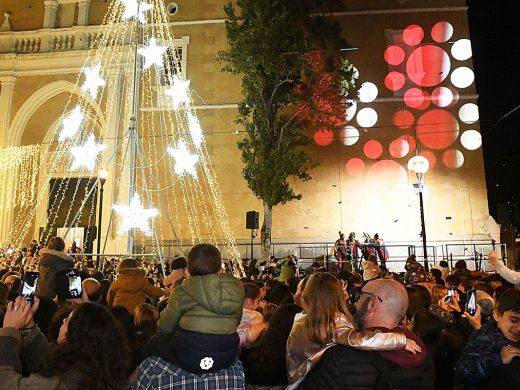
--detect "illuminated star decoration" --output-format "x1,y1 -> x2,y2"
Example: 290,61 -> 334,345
112,193 -> 159,236
81,63 -> 106,100
69,134 -> 107,171
137,37 -> 167,70
59,106 -> 84,142
119,0 -> 153,24
167,140 -> 199,178
187,112 -> 203,149
165,76 -> 190,109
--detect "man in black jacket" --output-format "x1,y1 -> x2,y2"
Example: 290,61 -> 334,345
300,279 -> 435,389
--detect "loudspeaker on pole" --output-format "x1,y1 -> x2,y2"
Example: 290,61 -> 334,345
246,210 -> 259,230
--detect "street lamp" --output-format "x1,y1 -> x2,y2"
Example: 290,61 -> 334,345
408,155 -> 430,271
97,168 -> 109,269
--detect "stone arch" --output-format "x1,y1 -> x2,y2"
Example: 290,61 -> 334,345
8,80 -> 105,147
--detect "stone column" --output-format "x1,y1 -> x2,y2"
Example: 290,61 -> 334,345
0,74 -> 17,241
77,0 -> 91,27
43,0 -> 59,29
0,74 -> 17,148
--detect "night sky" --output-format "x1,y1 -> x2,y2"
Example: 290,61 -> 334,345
466,0 -> 520,221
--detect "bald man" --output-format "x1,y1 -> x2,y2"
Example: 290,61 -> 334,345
300,279 -> 435,390
82,278 -> 102,303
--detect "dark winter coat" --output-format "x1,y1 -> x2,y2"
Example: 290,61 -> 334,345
300,344 -> 435,390
35,248 -> 75,299
455,323 -> 513,388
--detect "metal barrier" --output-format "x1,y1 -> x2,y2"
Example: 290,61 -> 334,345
444,242 -> 507,271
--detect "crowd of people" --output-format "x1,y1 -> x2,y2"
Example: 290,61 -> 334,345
0,236 -> 519,389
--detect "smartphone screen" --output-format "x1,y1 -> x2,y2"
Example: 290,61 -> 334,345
466,289 -> 477,316
20,271 -> 39,303
447,286 -> 456,296
56,269 -> 82,300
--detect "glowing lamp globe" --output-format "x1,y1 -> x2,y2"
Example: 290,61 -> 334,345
407,155 -> 430,175
98,168 -> 109,184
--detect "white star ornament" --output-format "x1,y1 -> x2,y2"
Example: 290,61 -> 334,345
81,63 -> 105,100
112,194 -> 159,236
138,37 -> 167,70
167,140 -> 199,178
165,77 -> 190,109
59,106 -> 84,142
120,0 -> 153,24
69,134 -> 107,171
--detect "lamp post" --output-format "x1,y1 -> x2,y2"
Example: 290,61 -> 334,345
97,168 -> 109,269
408,156 -> 430,271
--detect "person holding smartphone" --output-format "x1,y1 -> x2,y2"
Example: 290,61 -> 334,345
35,236 -> 75,299
456,289 -> 520,388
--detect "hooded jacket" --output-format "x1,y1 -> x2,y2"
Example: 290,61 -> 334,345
35,248 -> 75,299
107,267 -> 164,315
157,273 -> 244,335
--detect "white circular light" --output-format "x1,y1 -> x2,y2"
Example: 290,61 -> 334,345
340,126 -> 360,146
407,155 -> 429,174
458,103 -> 479,124
345,99 -> 357,122
356,107 -> 378,128
358,82 -> 378,103
431,87 -> 453,107
450,67 -> 474,88
352,66 -> 359,79
460,130 -> 482,150
451,39 -> 472,61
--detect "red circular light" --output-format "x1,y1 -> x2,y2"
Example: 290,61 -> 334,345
420,150 -> 437,170
363,140 -> 383,160
368,160 -> 407,185
384,45 -> 405,65
406,45 -> 450,87
404,88 -> 425,108
403,25 -> 424,46
431,21 -> 453,43
313,128 -> 334,146
346,158 -> 365,176
393,110 -> 415,129
384,71 -> 405,91
442,149 -> 464,169
416,90 -> 431,111
416,109 -> 459,150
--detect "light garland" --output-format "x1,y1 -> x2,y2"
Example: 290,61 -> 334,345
112,194 -> 159,236
70,134 -> 107,171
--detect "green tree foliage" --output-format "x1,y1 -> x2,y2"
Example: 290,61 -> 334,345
217,0 -> 357,258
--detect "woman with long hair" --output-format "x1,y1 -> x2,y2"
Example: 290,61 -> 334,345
286,272 -> 421,388
0,296 -> 129,389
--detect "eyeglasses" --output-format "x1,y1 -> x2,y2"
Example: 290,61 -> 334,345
360,291 -> 383,303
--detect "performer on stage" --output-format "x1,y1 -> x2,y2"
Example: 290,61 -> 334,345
334,232 -> 348,271
374,233 -> 389,266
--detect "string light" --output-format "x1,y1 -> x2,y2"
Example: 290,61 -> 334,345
70,134 -> 107,171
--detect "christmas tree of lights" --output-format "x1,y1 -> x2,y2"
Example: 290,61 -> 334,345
7,0 -> 241,273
